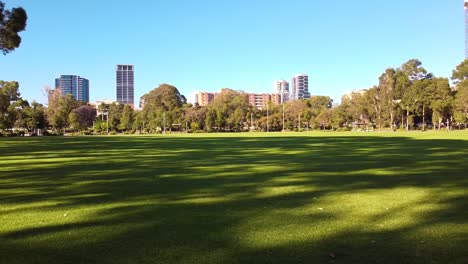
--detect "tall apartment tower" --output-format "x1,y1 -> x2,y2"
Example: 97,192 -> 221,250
116,65 -> 134,106
274,80 -> 289,103
291,74 -> 310,100
54,75 -> 89,103
465,0 -> 468,58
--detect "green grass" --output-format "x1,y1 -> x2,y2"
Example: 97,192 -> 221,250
1,132 -> 467,264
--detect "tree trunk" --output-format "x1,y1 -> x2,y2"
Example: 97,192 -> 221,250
401,113 -> 404,129
390,110 -> 394,131
422,105 -> 425,131
406,107 -> 409,131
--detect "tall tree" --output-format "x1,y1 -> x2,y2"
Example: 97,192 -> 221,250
0,80 -> 21,130
378,68 -> 397,129
141,84 -> 186,132
108,102 -> 124,131
47,94 -> 79,132
119,104 -> 134,131
23,101 -> 47,133
429,78 -> 453,130
453,83 -> 468,127
205,89 -> 250,131
451,59 -> 468,85
0,2 -> 27,55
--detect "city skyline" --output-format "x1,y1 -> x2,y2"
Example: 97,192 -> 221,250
0,1 -> 464,105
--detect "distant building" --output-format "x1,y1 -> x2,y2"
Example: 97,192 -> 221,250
47,88 -> 61,106
116,64 -> 134,106
139,97 -> 145,109
342,89 -> 368,101
90,99 -> 118,117
196,92 -> 218,106
248,93 -> 281,109
54,75 -> 89,103
274,80 -> 290,103
291,74 -> 310,100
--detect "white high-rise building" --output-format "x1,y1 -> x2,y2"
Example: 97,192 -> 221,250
274,80 -> 289,103
291,74 -> 310,100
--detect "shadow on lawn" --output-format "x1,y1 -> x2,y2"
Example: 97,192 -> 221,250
0,135 -> 467,264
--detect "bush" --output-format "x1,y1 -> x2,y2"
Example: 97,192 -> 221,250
109,131 -> 117,135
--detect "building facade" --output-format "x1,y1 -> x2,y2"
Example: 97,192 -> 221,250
274,80 -> 290,103
116,65 -> 134,106
247,93 -> 281,109
291,74 -> 310,100
54,75 -> 89,103
196,92 -> 218,106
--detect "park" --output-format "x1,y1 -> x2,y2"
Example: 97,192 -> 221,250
1,132 -> 467,263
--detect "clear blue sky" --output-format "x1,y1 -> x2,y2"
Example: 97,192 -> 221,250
0,0 -> 464,106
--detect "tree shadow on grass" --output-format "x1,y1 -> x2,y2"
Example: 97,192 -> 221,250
0,135 -> 467,263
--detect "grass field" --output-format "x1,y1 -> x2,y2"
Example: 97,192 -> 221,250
1,132 -> 468,264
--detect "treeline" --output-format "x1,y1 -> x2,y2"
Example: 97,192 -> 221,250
1,59 -> 468,136
333,59 -> 468,131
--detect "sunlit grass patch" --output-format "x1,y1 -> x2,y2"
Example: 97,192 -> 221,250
1,132 -> 467,263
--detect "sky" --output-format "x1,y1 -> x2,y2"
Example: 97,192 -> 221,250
0,0 -> 464,106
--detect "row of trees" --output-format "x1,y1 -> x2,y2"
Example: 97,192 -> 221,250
139,85 -> 332,133
2,59 -> 468,135
330,59 -> 468,131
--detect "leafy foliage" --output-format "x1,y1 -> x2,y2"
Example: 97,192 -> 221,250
0,1 -> 27,55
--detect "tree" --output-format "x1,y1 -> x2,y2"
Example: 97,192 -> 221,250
184,104 -> 207,132
378,68 -> 397,128
108,102 -> 124,131
0,80 -> 21,130
204,89 -> 250,131
308,96 -> 332,129
23,101 -> 47,133
400,59 -> 431,81
141,84 -> 186,132
429,78 -> 453,130
451,59 -> 468,85
453,84 -> 468,128
0,1 -> 27,55
47,93 -> 80,132
285,100 -> 308,131
71,105 -> 96,131
119,104 -> 134,131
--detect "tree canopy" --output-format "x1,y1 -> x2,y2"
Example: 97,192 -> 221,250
0,1 -> 27,55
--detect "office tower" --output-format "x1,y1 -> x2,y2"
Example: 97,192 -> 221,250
116,65 -> 134,106
274,80 -> 289,103
465,0 -> 468,58
54,75 -> 89,103
291,74 -> 310,100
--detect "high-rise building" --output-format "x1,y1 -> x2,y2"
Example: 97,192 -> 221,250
465,0 -> 468,58
54,75 -> 89,103
116,65 -> 134,106
291,74 -> 310,100
274,80 -> 289,103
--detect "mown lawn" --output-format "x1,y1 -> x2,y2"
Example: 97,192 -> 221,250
1,132 -> 467,264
